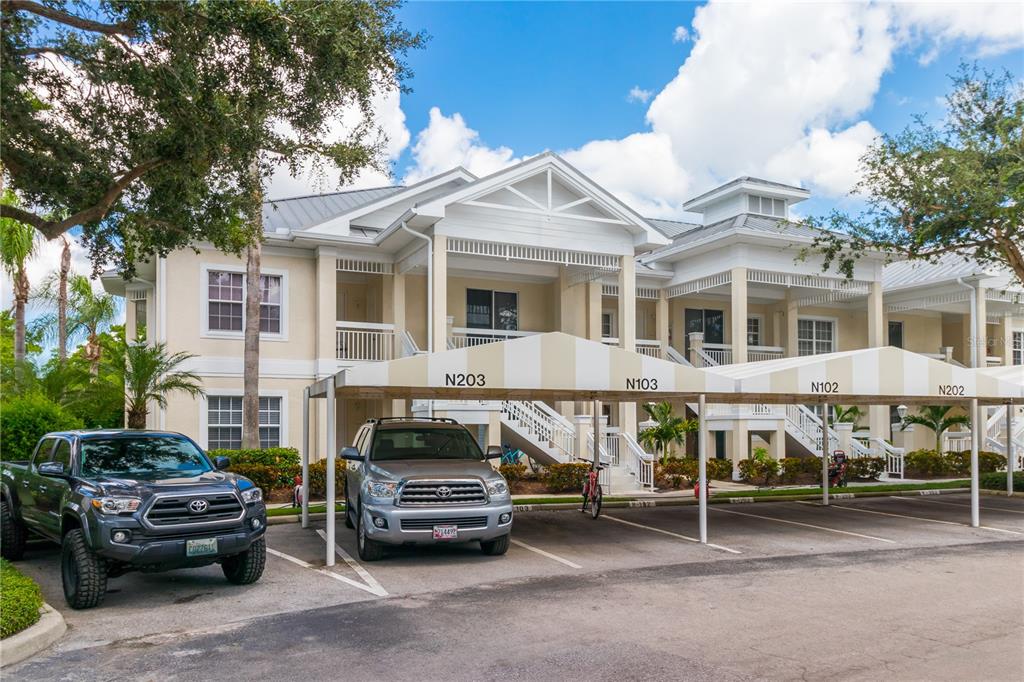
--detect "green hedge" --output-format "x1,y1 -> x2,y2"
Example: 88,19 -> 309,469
498,463 -> 527,484
1,559 -> 43,639
655,458 -> 698,489
0,395 -> 84,461
229,463 -> 299,492
980,471 -> 1024,492
307,459 -> 347,498
706,458 -> 734,481
778,457 -> 821,484
847,457 -> 885,480
905,449 -> 1006,478
216,448 -> 302,491
210,447 -> 300,468
543,462 -> 591,492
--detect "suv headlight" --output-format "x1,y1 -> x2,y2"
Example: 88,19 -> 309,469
367,480 -> 398,498
91,497 -> 142,514
241,487 -> 263,504
486,480 -> 509,497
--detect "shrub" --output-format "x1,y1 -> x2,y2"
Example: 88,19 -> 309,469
0,559 -> 43,639
498,463 -> 527,485
229,463 -> 299,493
980,471 -> 1024,492
904,449 -> 950,478
543,462 -> 591,492
210,447 -> 300,468
655,458 -> 698,489
738,447 -> 779,486
778,457 -> 820,484
0,394 -> 84,461
706,458 -> 735,481
307,459 -> 347,498
948,450 -> 1006,475
847,456 -> 885,481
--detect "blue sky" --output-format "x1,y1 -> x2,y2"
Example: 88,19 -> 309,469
267,1 -> 1023,223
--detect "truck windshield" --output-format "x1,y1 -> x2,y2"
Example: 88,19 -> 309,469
80,437 -> 213,479
371,428 -> 484,461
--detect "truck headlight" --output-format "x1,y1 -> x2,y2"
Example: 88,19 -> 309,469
367,480 -> 397,498
241,487 -> 263,504
91,497 -> 142,514
486,480 -> 509,497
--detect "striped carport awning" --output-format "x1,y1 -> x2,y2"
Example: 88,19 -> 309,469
311,332 -> 735,401
972,365 -> 1024,389
707,346 -> 1023,405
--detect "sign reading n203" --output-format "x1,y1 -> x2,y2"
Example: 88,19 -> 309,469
445,373 -> 486,387
625,378 -> 659,390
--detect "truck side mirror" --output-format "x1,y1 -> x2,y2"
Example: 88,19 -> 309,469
38,461 -> 67,478
339,447 -> 364,462
214,456 -> 231,470
485,446 -> 504,459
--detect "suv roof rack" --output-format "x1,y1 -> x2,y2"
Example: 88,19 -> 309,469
365,417 -> 459,425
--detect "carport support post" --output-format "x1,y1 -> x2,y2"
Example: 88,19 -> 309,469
970,398 -> 979,528
301,387 -> 310,529
698,393 -> 707,544
592,399 -> 601,470
821,401 -> 829,506
1007,401 -> 1015,497
326,376 -> 337,567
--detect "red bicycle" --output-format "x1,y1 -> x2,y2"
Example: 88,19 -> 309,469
580,465 -> 604,519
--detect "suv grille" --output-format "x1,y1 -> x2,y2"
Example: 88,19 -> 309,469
144,494 -> 243,527
400,516 -> 488,531
398,481 -> 486,506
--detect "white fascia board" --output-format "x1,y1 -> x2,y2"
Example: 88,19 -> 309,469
684,180 -> 810,213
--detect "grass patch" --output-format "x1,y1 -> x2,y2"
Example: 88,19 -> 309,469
513,496 -> 633,505
267,504 -> 344,517
712,480 -> 970,499
1,559 -> 43,639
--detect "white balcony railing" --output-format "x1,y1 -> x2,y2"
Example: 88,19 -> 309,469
449,327 -> 538,349
702,343 -> 784,365
601,337 -> 662,358
336,321 -> 395,362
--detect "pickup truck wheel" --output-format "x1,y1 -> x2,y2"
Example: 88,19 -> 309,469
1,499 -> 27,561
356,506 -> 385,561
62,529 -> 107,609
222,538 -> 266,585
480,534 -> 510,556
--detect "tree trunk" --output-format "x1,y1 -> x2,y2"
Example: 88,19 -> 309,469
126,406 -> 148,429
13,268 -> 28,363
58,237 -> 70,362
241,240 -> 262,449
85,331 -> 101,376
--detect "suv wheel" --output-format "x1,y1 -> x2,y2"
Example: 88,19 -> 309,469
356,504 -> 385,562
222,537 -> 266,585
1,499 -> 27,561
480,534 -> 510,556
62,529 -> 107,609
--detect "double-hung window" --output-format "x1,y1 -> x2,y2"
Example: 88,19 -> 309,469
1014,331 -> 1023,365
746,316 -> 762,346
207,396 -> 282,449
206,270 -> 282,335
797,318 -> 835,356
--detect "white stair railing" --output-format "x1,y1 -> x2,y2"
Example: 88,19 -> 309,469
872,438 -> 905,479
943,431 -> 972,452
785,404 -> 839,455
500,400 -> 575,461
401,330 -> 423,357
665,346 -> 692,366
620,432 -> 654,491
585,433 -> 612,488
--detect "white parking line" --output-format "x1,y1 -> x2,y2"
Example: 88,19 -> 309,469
603,514 -> 742,554
820,501 -> 1024,536
715,506 -> 895,544
891,496 -> 1024,515
316,529 -> 388,596
267,546 -> 387,597
510,539 -> 582,569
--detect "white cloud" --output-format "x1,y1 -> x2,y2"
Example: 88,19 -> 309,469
672,25 -> 690,43
627,86 -> 654,104
1,235 -> 99,311
403,107 -> 521,184
764,121 -> 880,197
891,2 -> 1024,63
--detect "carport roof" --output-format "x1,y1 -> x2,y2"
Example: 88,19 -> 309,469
708,346 -> 1022,405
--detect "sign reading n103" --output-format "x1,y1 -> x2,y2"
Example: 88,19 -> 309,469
626,378 -> 659,390
809,381 -> 840,394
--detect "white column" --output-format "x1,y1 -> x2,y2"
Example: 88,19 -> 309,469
786,289 -> 799,358
656,289 -> 670,359
431,235 -> 448,353
975,285 -> 987,367
970,398 -> 979,527
867,281 -> 887,442
618,255 -> 637,434
325,376 -> 336,567
586,280 -> 602,341
821,401 -> 830,506
698,393 -> 708,544
835,422 -> 853,458
730,266 -> 748,364
301,387 -> 310,529
730,420 -> 749,482
1007,402 -> 1015,497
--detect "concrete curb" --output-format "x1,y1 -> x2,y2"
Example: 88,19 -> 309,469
267,487 -> 990,524
0,603 -> 66,668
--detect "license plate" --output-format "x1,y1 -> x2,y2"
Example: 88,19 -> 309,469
186,538 -> 218,557
432,525 -> 458,540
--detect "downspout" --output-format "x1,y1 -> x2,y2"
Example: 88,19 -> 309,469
400,220 -> 433,417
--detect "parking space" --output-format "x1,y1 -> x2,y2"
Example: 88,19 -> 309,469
14,492 -> 1023,657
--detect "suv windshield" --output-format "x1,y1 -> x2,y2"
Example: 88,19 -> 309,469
80,437 -> 213,479
371,427 -> 483,461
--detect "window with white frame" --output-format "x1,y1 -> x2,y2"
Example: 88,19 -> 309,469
746,316 -> 762,346
797,318 -> 835,356
601,312 -> 614,338
207,396 -> 281,449
1014,331 -> 1023,365
747,195 -> 786,218
206,270 -> 282,335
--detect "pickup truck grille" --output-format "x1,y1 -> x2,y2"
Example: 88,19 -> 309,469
400,516 -> 488,531
398,481 -> 486,506
144,493 -> 244,527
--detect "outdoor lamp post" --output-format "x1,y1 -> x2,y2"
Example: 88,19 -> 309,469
897,405 -> 908,421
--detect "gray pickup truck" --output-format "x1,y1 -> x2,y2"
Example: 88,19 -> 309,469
341,418 -> 514,561
1,430 -> 267,609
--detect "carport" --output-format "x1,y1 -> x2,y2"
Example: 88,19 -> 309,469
972,365 -> 1023,496
301,335 -> 1022,566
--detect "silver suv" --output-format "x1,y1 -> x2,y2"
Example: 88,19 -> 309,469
340,418 -> 514,561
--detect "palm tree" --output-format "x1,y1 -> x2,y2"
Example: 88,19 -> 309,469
66,274 -> 119,376
31,237 -> 74,362
111,342 -> 204,429
900,405 -> 972,452
242,239 -> 262,448
0,192 -> 38,364
830,405 -> 864,429
638,402 -> 697,465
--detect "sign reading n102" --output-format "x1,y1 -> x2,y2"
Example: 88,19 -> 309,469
809,381 -> 840,394
626,378 -> 659,390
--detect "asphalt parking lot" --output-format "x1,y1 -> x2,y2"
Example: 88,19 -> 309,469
9,492 -> 1024,680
